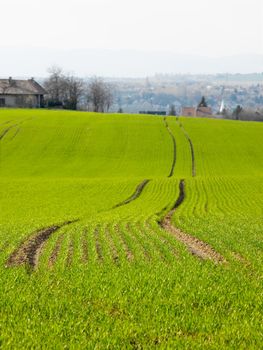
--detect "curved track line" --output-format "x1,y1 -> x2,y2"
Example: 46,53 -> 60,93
159,180 -> 226,263
6,219 -> 79,269
10,127 -> 20,140
0,120 -> 12,126
0,118 -> 34,141
0,123 -> 19,141
163,117 -> 176,177
177,120 -> 196,177
113,179 -> 151,208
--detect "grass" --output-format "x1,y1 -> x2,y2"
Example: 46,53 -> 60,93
0,109 -> 262,349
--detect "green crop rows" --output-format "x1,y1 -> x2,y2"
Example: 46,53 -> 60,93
0,109 -> 262,349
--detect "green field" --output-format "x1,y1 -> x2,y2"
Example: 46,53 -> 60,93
0,109 -> 262,349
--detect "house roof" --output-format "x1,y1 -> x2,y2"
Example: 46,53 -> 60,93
0,78 -> 46,95
196,106 -> 212,115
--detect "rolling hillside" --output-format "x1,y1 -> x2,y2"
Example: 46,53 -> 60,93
0,109 -> 262,349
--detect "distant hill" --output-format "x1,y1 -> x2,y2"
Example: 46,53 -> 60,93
0,47 -> 262,77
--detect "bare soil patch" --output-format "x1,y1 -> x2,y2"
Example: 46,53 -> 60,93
6,220 -> 78,269
160,180 -> 226,263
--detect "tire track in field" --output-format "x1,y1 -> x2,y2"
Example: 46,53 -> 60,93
10,127 -> 20,140
163,117 -> 176,177
112,179 -> 151,208
159,180 -> 226,263
6,219 -> 79,269
0,120 -> 12,126
0,123 -> 19,141
0,117 -> 34,141
177,119 -> 196,177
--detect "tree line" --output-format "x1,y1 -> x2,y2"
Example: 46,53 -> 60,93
44,66 -> 114,112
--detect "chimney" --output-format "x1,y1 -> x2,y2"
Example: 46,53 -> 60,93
9,77 -> 12,84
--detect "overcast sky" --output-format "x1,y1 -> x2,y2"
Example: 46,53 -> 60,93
0,0 -> 262,76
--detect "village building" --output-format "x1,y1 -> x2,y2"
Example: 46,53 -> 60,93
0,77 -> 46,108
181,107 -> 196,117
182,97 -> 213,117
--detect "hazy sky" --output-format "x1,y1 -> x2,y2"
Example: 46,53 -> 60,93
1,0 -> 263,56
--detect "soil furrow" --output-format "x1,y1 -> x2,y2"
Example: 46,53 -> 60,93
159,180 -> 226,263
135,222 -> 167,262
66,237 -> 74,267
145,221 -> 178,258
113,179 -> 150,208
81,229 -> 89,263
94,227 -> 103,261
48,234 -> 65,268
115,224 -> 134,262
126,223 -> 151,261
163,117 -> 176,177
232,252 -> 251,267
177,120 -> 196,177
105,225 -> 119,264
6,219 -> 78,269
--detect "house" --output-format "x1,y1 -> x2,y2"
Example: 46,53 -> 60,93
196,106 -> 213,117
181,107 -> 196,117
0,77 -> 46,108
182,98 -> 213,117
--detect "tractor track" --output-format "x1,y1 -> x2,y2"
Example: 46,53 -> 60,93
6,219 -> 79,269
163,117 -> 176,177
113,179 -> 151,208
0,117 -> 34,142
10,127 -> 20,140
177,120 -> 196,177
159,180 -> 226,263
0,124 -> 19,141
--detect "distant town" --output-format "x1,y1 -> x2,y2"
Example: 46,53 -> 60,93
1,72 -> 263,121
106,73 -> 263,119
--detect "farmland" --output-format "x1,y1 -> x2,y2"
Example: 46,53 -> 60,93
0,109 -> 262,349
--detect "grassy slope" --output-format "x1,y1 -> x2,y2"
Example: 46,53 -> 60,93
0,110 -> 262,349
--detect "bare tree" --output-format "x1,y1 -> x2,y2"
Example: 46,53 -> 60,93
44,66 -> 84,110
44,66 -> 66,107
87,77 -> 114,112
63,75 -> 84,110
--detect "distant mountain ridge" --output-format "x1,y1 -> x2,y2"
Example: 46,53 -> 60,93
0,47 -> 262,77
